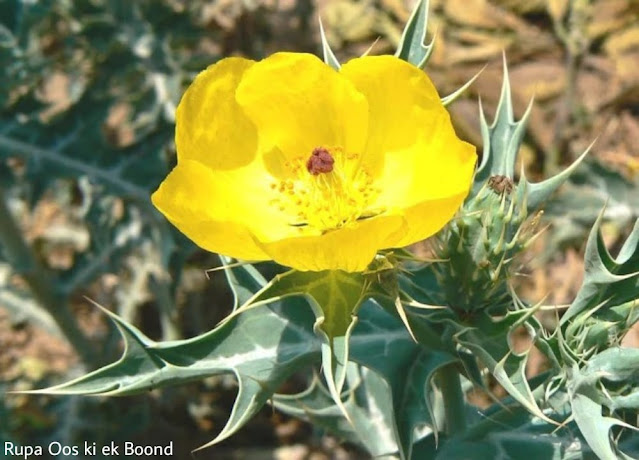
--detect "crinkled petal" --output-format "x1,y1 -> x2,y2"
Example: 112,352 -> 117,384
342,55 -> 476,243
152,160 -> 269,261
256,215 -> 406,272
385,193 -> 468,248
175,57 -> 258,170
375,111 -> 476,207
340,55 -> 443,174
236,52 -> 369,178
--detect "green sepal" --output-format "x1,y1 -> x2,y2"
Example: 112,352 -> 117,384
244,269 -> 367,346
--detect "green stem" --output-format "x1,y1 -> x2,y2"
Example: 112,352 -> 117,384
0,186 -> 96,366
439,363 -> 467,436
548,0 -> 590,175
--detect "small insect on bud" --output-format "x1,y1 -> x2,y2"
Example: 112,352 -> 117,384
488,175 -> 514,195
306,147 -> 335,175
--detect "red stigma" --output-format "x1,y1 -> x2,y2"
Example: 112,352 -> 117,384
306,147 -> 335,175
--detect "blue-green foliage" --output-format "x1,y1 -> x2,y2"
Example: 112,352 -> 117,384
0,0 -> 219,450
0,0 -> 210,300
0,0 -> 245,355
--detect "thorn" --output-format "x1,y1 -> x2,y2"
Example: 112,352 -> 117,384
441,64 -> 486,106
205,259 -> 259,278
396,296 -> 418,343
361,37 -> 381,57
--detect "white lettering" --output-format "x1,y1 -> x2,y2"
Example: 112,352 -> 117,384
102,440 -> 119,455
48,442 -> 61,455
84,441 -> 97,455
4,442 -> 16,455
124,442 -> 174,456
4,442 -> 43,459
48,442 -> 78,456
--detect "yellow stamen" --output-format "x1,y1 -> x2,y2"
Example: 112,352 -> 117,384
270,146 -> 382,232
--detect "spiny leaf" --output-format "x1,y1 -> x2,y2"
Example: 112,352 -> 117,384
523,144 -> 591,212
275,300 -> 463,460
352,302 -> 469,458
474,55 -> 532,188
561,212 -> 639,325
274,364 -> 399,457
454,311 -> 556,425
544,160 -> 639,246
437,383 -> 592,459
573,347 -> 639,411
218,256 -> 267,311
472,55 -> 589,210
25,290 -> 319,448
571,393 -> 637,460
239,269 -> 367,422
394,0 -> 434,69
273,373 -> 356,439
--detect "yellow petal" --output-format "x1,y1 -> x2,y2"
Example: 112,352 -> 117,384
151,160 -> 269,261
342,55 -> 477,244
236,52 -> 369,177
175,57 -> 258,170
376,111 -> 477,207
257,215 -> 406,272
340,55 -> 442,173
385,193 -> 468,248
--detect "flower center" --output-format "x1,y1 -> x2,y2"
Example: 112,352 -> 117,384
306,147 -> 335,175
270,146 -> 382,233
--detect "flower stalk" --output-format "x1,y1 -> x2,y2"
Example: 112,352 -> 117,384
439,363 -> 467,436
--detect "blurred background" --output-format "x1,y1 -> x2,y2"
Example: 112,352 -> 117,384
1,0 -> 638,458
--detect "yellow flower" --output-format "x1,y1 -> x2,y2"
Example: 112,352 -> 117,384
152,53 -> 476,272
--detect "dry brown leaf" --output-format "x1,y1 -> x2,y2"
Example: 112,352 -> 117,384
576,58 -> 617,111
444,0 -> 505,28
546,0 -> 569,22
588,0 -> 636,39
445,41 -> 511,64
322,0 -> 378,45
38,72 -> 72,121
604,26 -> 639,55
496,0 -> 546,14
611,51 -> 639,85
510,60 -> 566,101
380,0 -> 411,21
